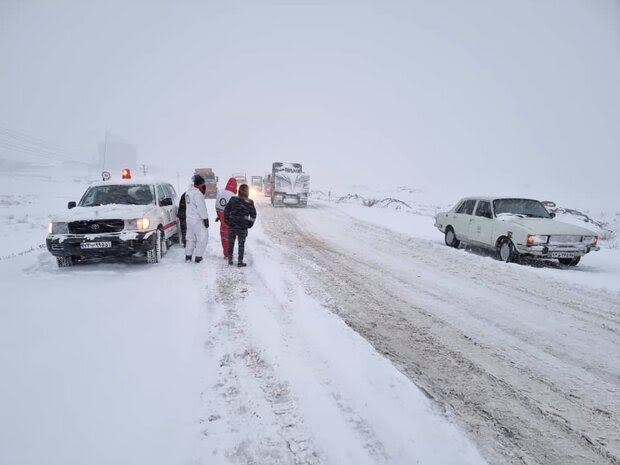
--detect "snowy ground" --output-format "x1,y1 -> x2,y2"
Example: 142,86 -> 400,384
319,195 -> 620,295
1,165 -> 619,464
259,198 -> 620,465
0,166 -> 488,464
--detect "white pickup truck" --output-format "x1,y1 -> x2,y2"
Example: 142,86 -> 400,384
435,197 -> 600,266
46,171 -> 179,267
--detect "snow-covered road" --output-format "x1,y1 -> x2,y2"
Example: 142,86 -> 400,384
0,187 -> 485,465
260,201 -> 620,465
2,172 -> 618,464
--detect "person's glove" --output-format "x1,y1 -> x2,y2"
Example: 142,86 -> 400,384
215,217 -> 220,222
203,219 -> 209,228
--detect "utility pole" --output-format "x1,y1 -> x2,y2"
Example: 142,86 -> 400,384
101,130 -> 109,171
141,164 -> 147,176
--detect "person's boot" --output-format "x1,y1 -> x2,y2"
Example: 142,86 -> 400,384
228,257 -> 234,265
237,260 -> 247,267
195,256 -> 203,263
185,255 -> 192,262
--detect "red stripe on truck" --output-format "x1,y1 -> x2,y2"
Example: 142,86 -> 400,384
163,220 -> 177,230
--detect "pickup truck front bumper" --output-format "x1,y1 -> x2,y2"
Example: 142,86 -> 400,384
46,231 -> 156,258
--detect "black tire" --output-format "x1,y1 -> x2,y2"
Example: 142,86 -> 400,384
444,227 -> 460,248
159,228 -> 168,256
497,237 -> 519,263
146,229 -> 162,264
56,256 -> 74,268
558,257 -> 580,266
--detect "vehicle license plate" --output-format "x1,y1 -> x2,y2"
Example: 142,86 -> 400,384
550,251 -> 575,258
80,242 -> 112,249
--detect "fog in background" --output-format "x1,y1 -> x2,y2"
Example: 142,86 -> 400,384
1,0 -> 618,209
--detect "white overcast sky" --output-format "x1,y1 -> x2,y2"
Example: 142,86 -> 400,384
1,0 -> 618,207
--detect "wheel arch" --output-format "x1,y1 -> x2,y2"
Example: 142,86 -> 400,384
495,234 -> 511,249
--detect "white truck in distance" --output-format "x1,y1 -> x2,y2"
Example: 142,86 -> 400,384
270,162 -> 309,207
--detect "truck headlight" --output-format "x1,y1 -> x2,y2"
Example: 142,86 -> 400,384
125,217 -> 151,230
48,222 -> 69,234
527,235 -> 548,245
582,235 -> 599,245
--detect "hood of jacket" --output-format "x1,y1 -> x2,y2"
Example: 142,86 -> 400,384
225,177 -> 238,193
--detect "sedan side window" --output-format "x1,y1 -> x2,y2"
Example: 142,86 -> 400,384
475,201 -> 493,219
457,199 -> 476,215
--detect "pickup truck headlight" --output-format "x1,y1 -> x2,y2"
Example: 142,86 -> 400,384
48,222 -> 69,234
527,235 -> 549,245
582,235 -> 599,246
125,217 -> 151,230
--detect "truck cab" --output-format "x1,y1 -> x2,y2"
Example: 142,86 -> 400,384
271,162 -> 309,207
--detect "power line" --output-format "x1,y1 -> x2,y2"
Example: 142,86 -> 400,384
0,124 -> 88,164
0,125 -> 69,153
0,138 -> 76,162
0,123 -> 81,157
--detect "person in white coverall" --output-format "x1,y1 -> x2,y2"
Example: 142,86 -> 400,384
184,174 -> 210,263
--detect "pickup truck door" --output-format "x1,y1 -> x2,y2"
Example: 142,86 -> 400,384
157,184 -> 176,236
468,200 -> 495,246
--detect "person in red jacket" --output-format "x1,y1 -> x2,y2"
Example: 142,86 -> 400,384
214,177 -> 238,259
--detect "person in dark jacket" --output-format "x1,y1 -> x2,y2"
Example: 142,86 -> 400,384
177,193 -> 187,247
224,184 -> 256,267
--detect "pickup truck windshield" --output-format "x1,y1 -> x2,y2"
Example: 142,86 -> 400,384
493,199 -> 551,218
79,184 -> 155,207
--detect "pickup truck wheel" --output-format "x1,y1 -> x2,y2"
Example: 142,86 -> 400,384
558,257 -> 580,266
160,228 -> 168,256
498,238 -> 519,263
146,230 -> 162,264
444,227 -> 460,248
56,256 -> 74,268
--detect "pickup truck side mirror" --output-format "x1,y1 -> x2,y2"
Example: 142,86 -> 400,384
215,176 -> 219,182
159,198 -> 173,207
68,201 -> 76,209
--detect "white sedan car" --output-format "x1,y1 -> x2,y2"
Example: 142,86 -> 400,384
434,197 -> 600,266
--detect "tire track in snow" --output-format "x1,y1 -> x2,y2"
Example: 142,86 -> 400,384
260,203 -> 620,465
199,260 -> 322,465
249,236 -> 392,464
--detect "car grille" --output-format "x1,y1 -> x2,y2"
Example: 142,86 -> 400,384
549,235 -> 583,245
68,220 -> 124,234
